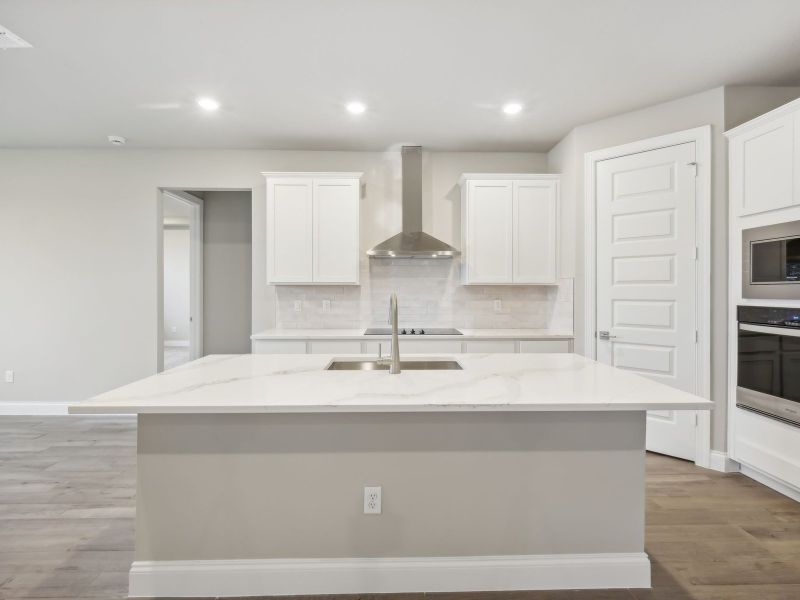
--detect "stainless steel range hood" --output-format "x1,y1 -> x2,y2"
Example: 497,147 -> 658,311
367,146 -> 460,258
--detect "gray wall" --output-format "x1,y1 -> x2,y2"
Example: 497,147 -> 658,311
203,191 -> 252,354
0,149 -> 545,406
547,85 -> 800,451
136,411 -> 645,560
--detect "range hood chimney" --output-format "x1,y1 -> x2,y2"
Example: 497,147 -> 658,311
367,146 -> 460,258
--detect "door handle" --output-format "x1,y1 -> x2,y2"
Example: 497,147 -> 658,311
598,330 -> 617,340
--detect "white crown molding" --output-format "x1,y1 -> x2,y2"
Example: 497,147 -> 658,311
261,171 -> 364,180
459,173 -> 560,184
129,552 -> 650,598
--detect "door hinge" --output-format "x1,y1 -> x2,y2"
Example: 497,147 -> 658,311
695,413 -> 699,426
695,330 -> 699,343
687,161 -> 698,177
694,246 -> 700,260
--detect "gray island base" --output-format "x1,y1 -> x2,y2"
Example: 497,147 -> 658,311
70,353 -> 712,597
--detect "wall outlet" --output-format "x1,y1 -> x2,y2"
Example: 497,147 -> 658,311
363,486 -> 381,514
322,299 -> 331,313
293,300 -> 302,312
5,370 -> 14,383
493,299 -> 502,313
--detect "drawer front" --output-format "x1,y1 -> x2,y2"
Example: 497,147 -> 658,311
252,340 -> 308,354
519,340 -> 571,353
308,340 -> 364,354
464,340 -> 517,353
399,340 -> 463,354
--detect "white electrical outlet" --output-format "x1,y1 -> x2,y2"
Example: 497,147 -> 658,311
293,300 -> 302,312
363,486 -> 381,514
5,370 -> 14,383
493,299 -> 502,313
322,299 -> 331,313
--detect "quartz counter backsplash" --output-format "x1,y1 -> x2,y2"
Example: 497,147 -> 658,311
275,258 -> 573,331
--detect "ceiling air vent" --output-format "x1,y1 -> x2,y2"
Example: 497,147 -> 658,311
0,25 -> 32,49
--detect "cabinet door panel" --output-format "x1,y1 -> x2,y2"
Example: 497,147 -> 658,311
514,180 -> 558,283
519,340 -> 571,353
465,180 -> 513,283
731,114 -> 795,216
267,179 -> 313,283
313,179 -> 360,283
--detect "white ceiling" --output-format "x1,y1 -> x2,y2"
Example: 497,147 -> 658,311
2,0 -> 800,151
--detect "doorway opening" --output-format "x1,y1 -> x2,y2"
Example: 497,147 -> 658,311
158,189 -> 253,372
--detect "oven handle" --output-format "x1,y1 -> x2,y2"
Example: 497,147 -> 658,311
740,323 -> 800,337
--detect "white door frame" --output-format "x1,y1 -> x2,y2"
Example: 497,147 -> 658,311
158,190 -> 204,372
583,125 -> 712,468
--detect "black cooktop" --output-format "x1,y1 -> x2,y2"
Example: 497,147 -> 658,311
363,327 -> 462,336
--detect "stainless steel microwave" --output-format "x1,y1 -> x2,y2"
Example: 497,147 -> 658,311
742,220 -> 800,300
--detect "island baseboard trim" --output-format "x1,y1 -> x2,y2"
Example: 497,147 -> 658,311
128,552 -> 651,597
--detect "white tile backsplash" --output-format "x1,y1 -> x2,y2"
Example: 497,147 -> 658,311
275,258 -> 573,330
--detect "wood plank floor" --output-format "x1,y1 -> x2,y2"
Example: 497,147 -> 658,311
0,416 -> 799,600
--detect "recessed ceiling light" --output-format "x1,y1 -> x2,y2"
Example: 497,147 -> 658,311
196,97 -> 220,111
502,102 -> 523,115
346,101 -> 367,115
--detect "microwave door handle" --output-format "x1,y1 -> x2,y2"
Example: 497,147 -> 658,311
740,323 -> 800,337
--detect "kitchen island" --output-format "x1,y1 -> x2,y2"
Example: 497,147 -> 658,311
70,353 -> 712,598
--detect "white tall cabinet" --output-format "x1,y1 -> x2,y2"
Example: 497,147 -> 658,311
726,97 -> 800,500
460,174 -> 559,285
264,172 -> 362,285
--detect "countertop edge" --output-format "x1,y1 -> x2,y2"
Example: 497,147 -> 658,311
251,330 -> 575,341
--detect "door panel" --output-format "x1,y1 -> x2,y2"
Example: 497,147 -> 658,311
267,179 -> 313,283
596,142 -> 697,461
513,180 -> 557,283
313,179 -> 359,283
466,181 -> 513,283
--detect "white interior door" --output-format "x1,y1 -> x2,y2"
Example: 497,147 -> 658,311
596,142 -> 698,460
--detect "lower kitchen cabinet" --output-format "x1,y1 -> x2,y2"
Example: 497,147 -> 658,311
308,340 -> 363,354
254,337 -> 573,355
464,340 -> 516,353
519,340 -> 571,353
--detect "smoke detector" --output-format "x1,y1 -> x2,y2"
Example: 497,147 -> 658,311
0,25 -> 32,49
108,135 -> 127,146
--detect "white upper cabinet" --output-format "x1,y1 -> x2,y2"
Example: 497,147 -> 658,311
460,174 -> 559,285
464,180 -> 514,283
726,99 -> 800,216
513,179 -> 558,283
265,172 -> 362,285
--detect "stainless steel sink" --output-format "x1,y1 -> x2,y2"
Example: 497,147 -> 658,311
325,358 -> 463,371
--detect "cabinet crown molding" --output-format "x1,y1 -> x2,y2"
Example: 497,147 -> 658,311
459,173 -> 560,185
724,96 -> 800,138
262,172 -> 364,180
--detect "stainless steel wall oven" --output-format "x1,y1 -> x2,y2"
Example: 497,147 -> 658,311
737,305 -> 800,426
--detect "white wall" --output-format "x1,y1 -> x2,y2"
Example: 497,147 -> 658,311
0,148 -> 546,406
547,85 -> 800,452
163,227 -> 191,342
203,191 -> 252,354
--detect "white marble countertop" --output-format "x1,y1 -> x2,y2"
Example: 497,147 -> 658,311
70,353 -> 712,415
251,328 -> 574,340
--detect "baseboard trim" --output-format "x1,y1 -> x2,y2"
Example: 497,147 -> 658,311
740,463 -> 800,502
0,402 -> 70,415
709,450 -> 740,473
129,552 -> 651,598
